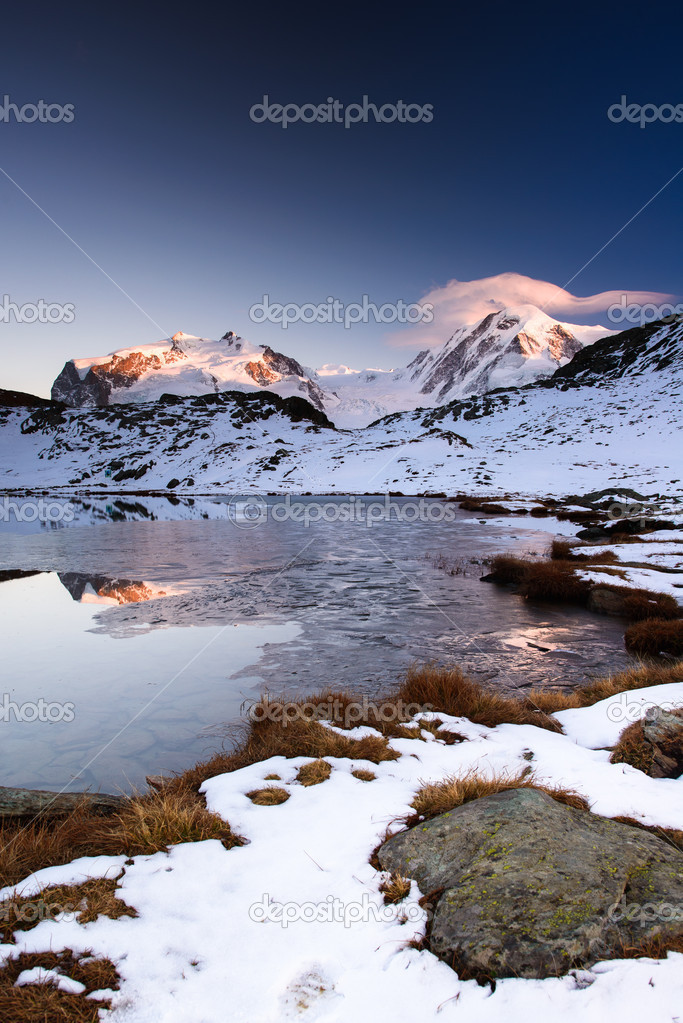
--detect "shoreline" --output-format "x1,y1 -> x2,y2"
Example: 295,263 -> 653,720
1,660 -> 682,1018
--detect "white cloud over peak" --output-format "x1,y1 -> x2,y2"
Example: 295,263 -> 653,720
388,272 -> 679,348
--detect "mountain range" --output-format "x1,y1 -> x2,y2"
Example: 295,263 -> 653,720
2,314 -> 681,500
50,307 -> 612,428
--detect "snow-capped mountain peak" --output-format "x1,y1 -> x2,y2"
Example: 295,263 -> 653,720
405,305 -> 613,401
53,330 -> 328,410
50,304 -> 614,426
311,305 -> 614,425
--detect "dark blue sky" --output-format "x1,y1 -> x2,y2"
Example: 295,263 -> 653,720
1,0 -> 681,395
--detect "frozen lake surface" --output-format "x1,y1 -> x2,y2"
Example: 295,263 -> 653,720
0,496 -> 632,793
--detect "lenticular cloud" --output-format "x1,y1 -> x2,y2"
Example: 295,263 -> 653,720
389,272 -> 679,347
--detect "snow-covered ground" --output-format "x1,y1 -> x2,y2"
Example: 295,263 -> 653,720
1,682 -> 682,1022
1,326 -> 682,498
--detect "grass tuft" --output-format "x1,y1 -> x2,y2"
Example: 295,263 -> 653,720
109,791 -> 241,853
527,662 -> 683,715
609,720 -> 654,773
405,769 -> 590,827
351,769 -> 376,782
619,589 -> 681,622
246,786 -> 290,806
0,876 -> 136,944
575,662 -> 683,705
396,664 -> 563,731
295,759 -> 332,786
625,619 -> 683,657
615,932 -> 683,960
380,872 -> 412,904
517,560 -> 592,602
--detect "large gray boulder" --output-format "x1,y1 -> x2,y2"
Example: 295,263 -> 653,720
378,788 -> 683,980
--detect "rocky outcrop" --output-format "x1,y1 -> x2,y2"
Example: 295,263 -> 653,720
641,707 -> 683,778
378,788 -> 683,980
0,388 -> 58,408
52,347 -> 185,407
553,315 -> 683,385
51,358 -> 114,406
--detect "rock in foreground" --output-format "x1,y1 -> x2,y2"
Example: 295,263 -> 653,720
0,786 -> 123,819
378,788 -> 683,980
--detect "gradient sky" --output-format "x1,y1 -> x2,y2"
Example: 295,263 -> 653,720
1,0 -> 682,397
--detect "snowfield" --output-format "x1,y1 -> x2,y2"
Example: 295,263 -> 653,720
1,683 -> 682,1022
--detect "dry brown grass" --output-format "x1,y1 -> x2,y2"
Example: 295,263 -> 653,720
458,498 -> 513,515
0,949 -> 119,1022
526,663 -> 683,716
525,688 -> 582,713
405,769 -> 590,826
296,759 -> 332,786
379,872 -> 412,904
169,706 -> 400,798
550,539 -> 574,560
351,769 -> 376,782
550,539 -> 619,564
0,791 -> 243,889
555,509 -> 604,524
297,690 -> 425,739
577,662 -> 683,705
488,554 -> 530,585
263,773 -> 281,780
625,619 -> 683,657
617,588 -> 681,622
488,553 -> 681,620
0,801 -> 135,892
246,786 -> 290,805
489,555 -> 593,602
109,791 -> 241,854
0,875 -> 137,944
615,932 -> 683,960
609,720 -> 654,773
517,560 -> 593,602
396,664 -> 563,732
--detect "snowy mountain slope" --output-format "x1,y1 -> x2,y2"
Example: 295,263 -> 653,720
553,315 -> 683,383
312,306 -> 613,426
52,330 -> 330,411
49,306 -> 614,428
409,305 -> 610,398
2,318 -> 681,500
